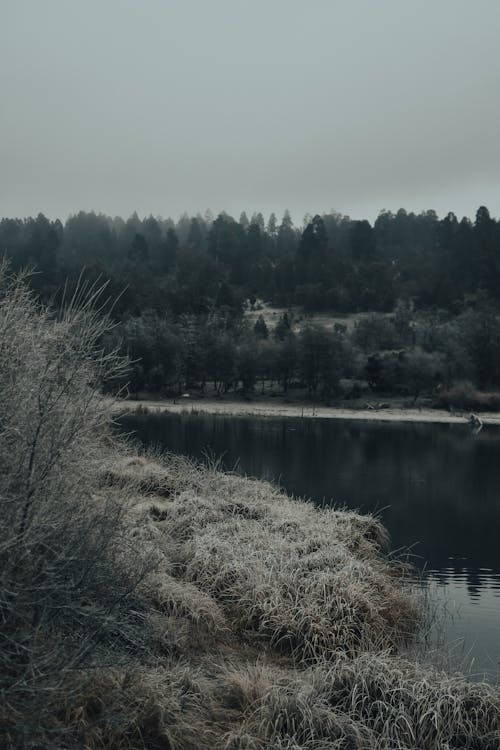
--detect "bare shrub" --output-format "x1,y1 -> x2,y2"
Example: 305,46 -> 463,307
435,381 -> 500,412
22,663 -> 217,750
0,265 -> 157,747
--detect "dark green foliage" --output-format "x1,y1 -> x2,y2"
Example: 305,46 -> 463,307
130,232 -> 148,262
273,312 -> 291,340
216,281 -> 237,310
2,205 -> 499,318
163,227 -> 179,270
461,304 -> 500,388
297,326 -> 349,400
350,219 -> 375,260
354,315 -> 401,352
273,334 -> 297,392
2,204 -> 500,402
236,340 -> 258,394
253,314 -> 268,339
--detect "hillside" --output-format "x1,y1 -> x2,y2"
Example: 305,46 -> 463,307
4,208 -> 500,406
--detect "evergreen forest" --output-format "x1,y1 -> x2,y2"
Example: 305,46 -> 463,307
2,206 -> 500,406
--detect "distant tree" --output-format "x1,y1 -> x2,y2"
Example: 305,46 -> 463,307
253,314 -> 269,339
272,260 -> 292,304
247,223 -> 264,259
187,218 -> 204,252
298,215 -> 327,262
350,220 -> 375,261
21,214 -> 62,290
365,350 -> 404,393
356,261 -> 396,311
473,205 -> 499,295
250,212 -> 265,231
399,347 -> 444,404
61,211 -> 114,268
461,303 -> 500,388
175,212 -> 192,246
208,214 -> 246,271
178,314 -> 206,389
353,315 -> 399,352
276,210 -> 297,259
365,353 -> 384,391
216,281 -> 238,311
130,232 -> 149,263
204,208 -> 214,227
295,282 -> 326,312
214,333 -> 236,392
393,300 -> 415,345
142,215 -> 162,263
298,326 -> 345,400
267,212 -> 277,237
296,215 -> 328,292
236,340 -> 257,394
162,228 -> 179,271
255,339 -> 276,393
274,312 -> 291,340
273,334 -> 297,392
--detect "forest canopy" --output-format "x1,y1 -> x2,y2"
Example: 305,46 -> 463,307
1,206 -> 500,403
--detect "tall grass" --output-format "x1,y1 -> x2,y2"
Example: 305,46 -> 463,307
1,264 -> 499,748
221,654 -> 500,749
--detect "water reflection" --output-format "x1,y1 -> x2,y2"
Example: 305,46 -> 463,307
118,411 -> 500,681
425,572 -> 500,682
427,567 -> 500,601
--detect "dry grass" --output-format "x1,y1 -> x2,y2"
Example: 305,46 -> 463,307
153,464 -> 416,659
1,265 -> 499,748
221,653 -> 500,749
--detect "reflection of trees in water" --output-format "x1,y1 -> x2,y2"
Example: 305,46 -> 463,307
426,566 -> 500,602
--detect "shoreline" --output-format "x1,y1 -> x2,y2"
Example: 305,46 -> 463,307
116,397 -> 500,426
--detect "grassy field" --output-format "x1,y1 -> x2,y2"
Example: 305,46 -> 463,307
245,301 -> 384,335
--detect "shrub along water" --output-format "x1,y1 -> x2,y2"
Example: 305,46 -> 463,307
1,265 -> 499,748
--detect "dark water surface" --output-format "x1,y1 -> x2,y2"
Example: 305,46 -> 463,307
119,411 -> 500,682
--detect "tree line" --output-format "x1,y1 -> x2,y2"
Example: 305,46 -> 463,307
1,205 -> 500,403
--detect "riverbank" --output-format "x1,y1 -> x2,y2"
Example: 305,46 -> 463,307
118,396 -> 500,426
7,431 -> 500,749
88,449 -> 500,748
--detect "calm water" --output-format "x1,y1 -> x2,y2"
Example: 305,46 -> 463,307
119,411 -> 500,682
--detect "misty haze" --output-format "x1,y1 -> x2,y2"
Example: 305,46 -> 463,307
2,2 -> 500,748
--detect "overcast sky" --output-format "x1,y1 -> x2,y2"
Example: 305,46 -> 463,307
2,0 -> 500,225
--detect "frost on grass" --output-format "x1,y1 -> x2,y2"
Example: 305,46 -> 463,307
133,456 -> 417,659
1,265 -> 499,749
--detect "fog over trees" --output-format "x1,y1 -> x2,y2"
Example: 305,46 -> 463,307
2,205 -> 500,404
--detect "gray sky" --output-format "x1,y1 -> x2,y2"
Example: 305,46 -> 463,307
2,0 -> 500,224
